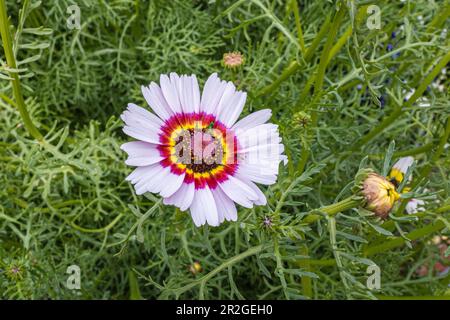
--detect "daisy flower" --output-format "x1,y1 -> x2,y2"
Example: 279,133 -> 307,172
121,73 -> 286,227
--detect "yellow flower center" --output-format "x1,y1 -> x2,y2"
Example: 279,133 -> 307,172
385,183 -> 400,205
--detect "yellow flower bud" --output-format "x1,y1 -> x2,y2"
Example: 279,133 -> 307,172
189,261 -> 202,275
362,173 -> 400,219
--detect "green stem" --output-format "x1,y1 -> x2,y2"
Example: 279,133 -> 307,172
327,24 -> 351,65
298,244 -> 313,298
304,13 -> 332,62
273,237 -> 289,299
290,0 -> 305,54
328,216 -> 350,295
313,7 -> 345,96
303,196 -> 361,224
0,0 -> 43,141
69,213 -> 124,234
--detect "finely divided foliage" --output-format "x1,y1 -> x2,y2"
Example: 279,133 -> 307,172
0,0 -> 449,299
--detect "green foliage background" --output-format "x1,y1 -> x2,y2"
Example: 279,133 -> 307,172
0,0 -> 449,299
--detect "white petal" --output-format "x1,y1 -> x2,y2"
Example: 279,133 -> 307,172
159,172 -> 185,198
125,156 -> 162,166
236,123 -> 279,148
238,147 -> 284,176
236,176 -> 267,205
189,187 -> 219,227
393,156 -> 414,174
200,73 -> 228,114
239,143 -> 284,157
190,75 -> 201,113
218,175 -> 258,208
232,109 -> 272,131
121,141 -> 157,154
126,164 -> 164,195
120,110 -> 161,132
163,182 -> 195,211
215,81 -> 236,118
211,187 -> 237,222
180,75 -> 201,114
135,165 -> 170,195
122,126 -> 161,144
189,200 -> 205,227
236,164 -> 277,185
126,103 -> 164,127
141,83 -> 173,120
218,91 -> 247,127
160,74 -> 182,114
406,198 -> 425,214
126,165 -> 157,184
121,105 -> 164,144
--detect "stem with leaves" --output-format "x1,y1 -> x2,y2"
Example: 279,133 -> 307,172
303,196 -> 362,224
0,0 -> 43,141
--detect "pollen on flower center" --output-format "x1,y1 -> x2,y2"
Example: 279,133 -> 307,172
155,112 -> 239,187
173,127 -> 225,173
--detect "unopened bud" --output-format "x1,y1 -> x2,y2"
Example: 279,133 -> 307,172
189,261 -> 202,275
222,51 -> 244,69
362,173 -> 400,219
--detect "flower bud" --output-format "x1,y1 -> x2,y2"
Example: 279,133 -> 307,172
189,261 -> 202,275
362,173 -> 400,219
222,51 -> 244,69
292,111 -> 311,128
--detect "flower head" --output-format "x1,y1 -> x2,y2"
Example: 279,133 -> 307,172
121,73 -> 286,227
362,173 -> 400,219
222,52 -> 244,69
